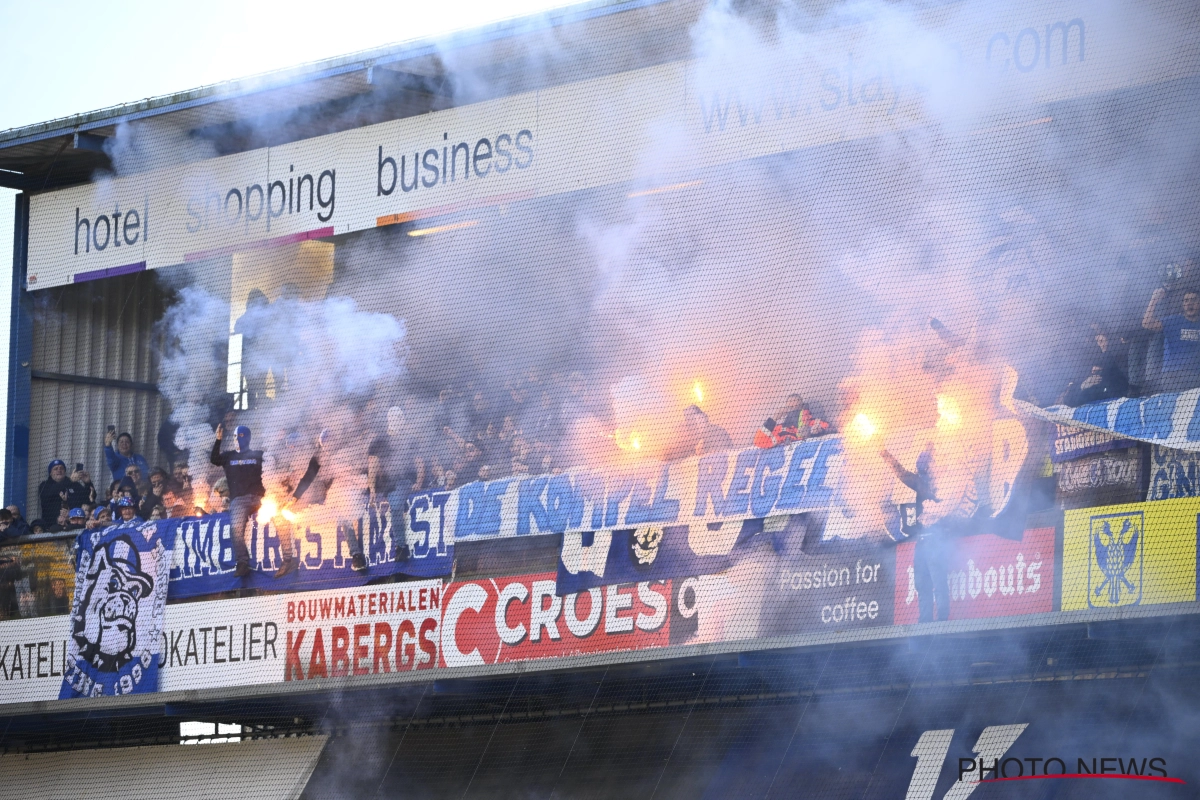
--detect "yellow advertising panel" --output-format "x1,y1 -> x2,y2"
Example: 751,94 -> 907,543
1063,498 -> 1199,611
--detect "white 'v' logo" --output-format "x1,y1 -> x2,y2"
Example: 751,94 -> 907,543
905,724 -> 1028,800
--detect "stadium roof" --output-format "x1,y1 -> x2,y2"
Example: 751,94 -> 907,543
0,0 -> 697,192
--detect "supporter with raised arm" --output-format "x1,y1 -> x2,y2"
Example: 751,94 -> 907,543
103,428 -> 151,484
140,468 -> 170,520
269,431 -> 326,578
881,446 -> 951,624
1143,287 -> 1200,392
171,460 -> 194,509
211,424 -> 265,578
68,465 -> 96,508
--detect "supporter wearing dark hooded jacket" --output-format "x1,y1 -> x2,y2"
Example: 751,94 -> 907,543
38,460 -> 86,524
107,477 -> 141,518
1061,331 -> 1129,406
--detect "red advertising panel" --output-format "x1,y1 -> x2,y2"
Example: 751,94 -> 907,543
440,573 -> 670,668
895,528 -> 1055,624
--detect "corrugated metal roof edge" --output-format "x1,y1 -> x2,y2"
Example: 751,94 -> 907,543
0,0 -> 674,151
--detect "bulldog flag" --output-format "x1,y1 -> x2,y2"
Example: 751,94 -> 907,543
60,521 -> 176,699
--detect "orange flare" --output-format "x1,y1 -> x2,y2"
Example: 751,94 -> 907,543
849,413 -> 877,440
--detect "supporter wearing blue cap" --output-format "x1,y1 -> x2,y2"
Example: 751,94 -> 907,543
63,508 -> 87,532
114,496 -> 143,527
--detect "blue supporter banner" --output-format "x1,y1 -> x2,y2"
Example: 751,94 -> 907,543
60,520 -> 176,698
1146,444 -> 1200,500
166,500 -> 452,598
422,437 -> 844,546
1020,389 -> 1200,453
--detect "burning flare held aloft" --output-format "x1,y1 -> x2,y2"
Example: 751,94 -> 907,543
256,496 -> 298,525
834,318 -> 1030,539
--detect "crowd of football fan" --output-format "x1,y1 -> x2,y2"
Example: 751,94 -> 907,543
10,253 -> 1199,542
11,377 -> 834,544
20,429 -> 200,538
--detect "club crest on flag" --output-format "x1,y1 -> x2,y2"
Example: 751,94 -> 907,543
60,522 -> 176,699
1087,511 -> 1143,608
630,526 -> 664,566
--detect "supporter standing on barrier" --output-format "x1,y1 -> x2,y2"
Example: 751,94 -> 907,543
211,424 -> 265,578
881,446 -> 951,623
1143,284 -> 1200,392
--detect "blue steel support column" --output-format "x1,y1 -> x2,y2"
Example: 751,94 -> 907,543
5,194 -> 31,515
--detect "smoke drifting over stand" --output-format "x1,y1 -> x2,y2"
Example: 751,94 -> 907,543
107,0 -> 1199,523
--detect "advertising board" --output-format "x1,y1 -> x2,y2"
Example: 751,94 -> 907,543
29,0 -> 1196,289
439,573 -> 670,668
0,581 -> 442,703
1054,447 -> 1142,509
1062,498 -> 1198,611
894,528 -> 1054,625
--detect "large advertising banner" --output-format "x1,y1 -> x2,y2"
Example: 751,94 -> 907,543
894,528 -> 1055,625
439,573 -> 670,668
27,0 -> 1200,289
161,581 -> 442,688
1062,498 -> 1199,611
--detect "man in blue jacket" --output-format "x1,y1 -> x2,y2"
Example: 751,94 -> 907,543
103,428 -> 151,485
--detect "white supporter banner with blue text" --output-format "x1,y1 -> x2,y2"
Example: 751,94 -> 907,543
1019,390 -> 1200,453
415,437 -> 844,546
